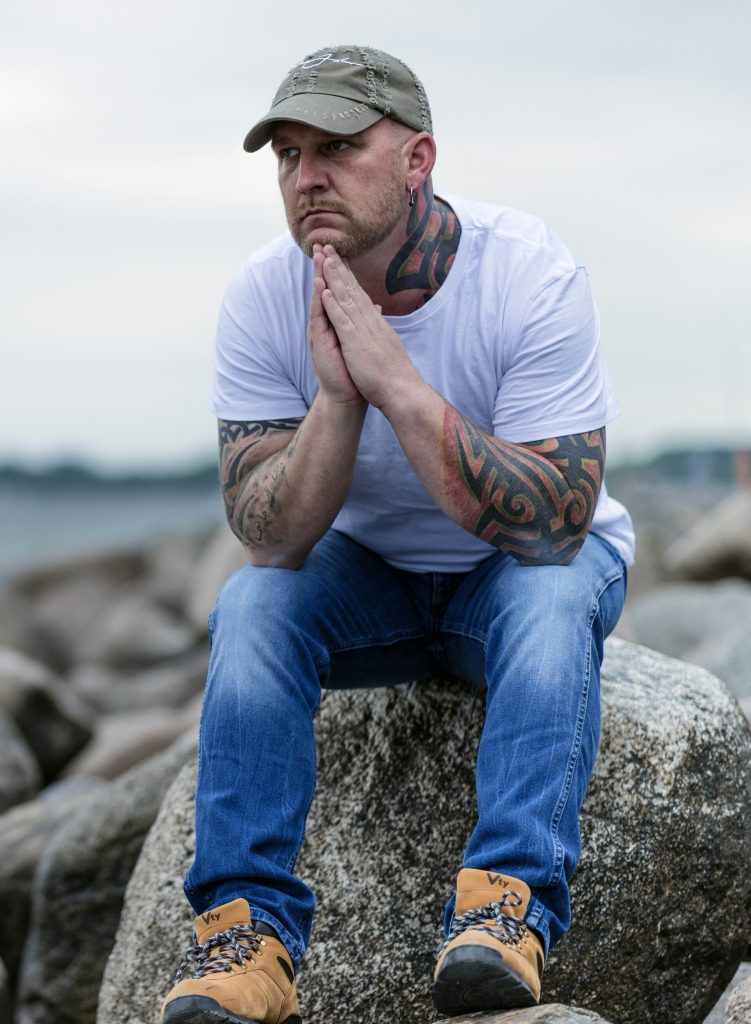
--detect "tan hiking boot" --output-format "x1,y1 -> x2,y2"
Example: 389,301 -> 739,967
432,868 -> 544,1016
160,898 -> 301,1024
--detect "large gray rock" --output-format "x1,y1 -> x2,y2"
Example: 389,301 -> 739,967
67,650 -> 208,715
63,699 -> 201,780
448,1009 -> 613,1023
0,710 -> 40,813
0,777 -> 104,984
0,647 -> 93,780
618,581 -> 751,704
74,593 -> 195,669
15,729 -> 198,1024
14,552 -> 143,670
0,587 -> 62,670
98,639 -> 751,1024
664,487 -> 751,581
141,535 -> 205,616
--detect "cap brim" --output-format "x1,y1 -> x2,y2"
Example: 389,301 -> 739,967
243,94 -> 383,152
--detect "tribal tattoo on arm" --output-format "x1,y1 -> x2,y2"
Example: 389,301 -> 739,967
385,181 -> 461,307
218,418 -> 303,550
443,408 -> 606,566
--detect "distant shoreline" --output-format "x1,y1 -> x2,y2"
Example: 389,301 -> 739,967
0,445 -> 746,490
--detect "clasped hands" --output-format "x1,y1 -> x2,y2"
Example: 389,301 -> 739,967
308,243 -> 418,412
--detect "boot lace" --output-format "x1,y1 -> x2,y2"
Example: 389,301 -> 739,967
438,889 -> 527,955
173,924 -> 262,984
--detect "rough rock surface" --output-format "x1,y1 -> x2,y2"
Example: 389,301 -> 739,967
0,710 -> 41,813
15,730 -> 198,1024
0,646 -> 93,779
98,639 -> 751,1024
0,776 -> 104,983
447,1008 -> 614,1023
727,972 -> 751,1024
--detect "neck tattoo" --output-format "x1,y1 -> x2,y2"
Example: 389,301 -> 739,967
384,181 -> 461,308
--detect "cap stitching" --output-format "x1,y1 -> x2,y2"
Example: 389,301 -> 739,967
379,55 -> 392,117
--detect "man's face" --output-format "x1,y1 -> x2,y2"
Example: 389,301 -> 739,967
271,119 -> 408,260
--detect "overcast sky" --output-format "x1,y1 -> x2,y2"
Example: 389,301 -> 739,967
1,0 -> 749,470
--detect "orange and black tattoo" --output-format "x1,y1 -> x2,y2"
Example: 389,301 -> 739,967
385,181 -> 461,306
443,409 -> 605,566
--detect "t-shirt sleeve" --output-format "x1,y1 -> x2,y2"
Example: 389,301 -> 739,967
493,266 -> 619,443
210,265 -> 311,422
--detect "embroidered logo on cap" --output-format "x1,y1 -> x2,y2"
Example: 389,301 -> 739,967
299,53 -> 364,70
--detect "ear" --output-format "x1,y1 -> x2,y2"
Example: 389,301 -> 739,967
403,132 -> 437,192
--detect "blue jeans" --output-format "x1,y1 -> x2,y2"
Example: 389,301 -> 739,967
184,529 -> 627,965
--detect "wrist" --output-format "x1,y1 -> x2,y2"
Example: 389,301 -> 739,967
314,389 -> 368,421
379,370 -> 434,425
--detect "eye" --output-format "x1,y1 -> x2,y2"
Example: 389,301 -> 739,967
276,146 -> 300,161
325,139 -> 350,153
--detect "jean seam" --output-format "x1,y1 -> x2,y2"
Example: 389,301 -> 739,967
326,627 -> 424,655
547,562 -> 626,887
439,623 -> 487,644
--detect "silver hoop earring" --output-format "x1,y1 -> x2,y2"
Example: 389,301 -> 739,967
408,185 -> 416,207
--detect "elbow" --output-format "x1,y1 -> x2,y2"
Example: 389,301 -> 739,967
507,536 -> 586,568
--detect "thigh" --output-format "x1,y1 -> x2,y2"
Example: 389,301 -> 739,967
439,533 -> 627,685
214,529 -> 433,689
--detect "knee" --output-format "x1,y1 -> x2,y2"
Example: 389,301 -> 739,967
502,564 -> 593,631
210,562 -> 322,641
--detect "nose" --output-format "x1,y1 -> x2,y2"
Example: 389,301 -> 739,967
295,153 -> 328,194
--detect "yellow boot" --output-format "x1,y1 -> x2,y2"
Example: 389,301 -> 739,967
161,898 -> 301,1024
432,868 -> 544,1016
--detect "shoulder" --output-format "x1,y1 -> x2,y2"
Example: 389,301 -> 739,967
223,232 -> 310,311
444,194 -> 581,283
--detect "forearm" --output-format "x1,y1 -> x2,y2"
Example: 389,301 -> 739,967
383,379 -> 603,566
228,394 -> 366,568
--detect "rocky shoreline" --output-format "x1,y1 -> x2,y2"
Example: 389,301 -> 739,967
1,470 -> 750,1023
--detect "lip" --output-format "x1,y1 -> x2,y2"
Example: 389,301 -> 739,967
300,209 -> 343,223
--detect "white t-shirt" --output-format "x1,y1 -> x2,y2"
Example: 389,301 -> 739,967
211,194 -> 635,572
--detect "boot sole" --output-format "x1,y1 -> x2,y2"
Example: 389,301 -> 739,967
162,995 -> 302,1024
432,944 -> 538,1016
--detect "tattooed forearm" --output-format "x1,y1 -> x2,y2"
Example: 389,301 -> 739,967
385,182 -> 461,305
443,409 -> 605,565
218,418 -> 302,549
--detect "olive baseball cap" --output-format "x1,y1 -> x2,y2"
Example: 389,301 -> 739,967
243,44 -> 433,152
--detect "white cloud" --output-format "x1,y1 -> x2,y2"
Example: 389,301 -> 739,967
1,0 -> 749,467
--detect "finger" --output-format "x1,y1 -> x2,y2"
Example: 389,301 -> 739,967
321,286 -> 356,337
321,244 -> 362,294
322,257 -> 374,328
309,277 -> 334,342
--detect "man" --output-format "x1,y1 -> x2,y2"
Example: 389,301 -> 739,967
161,44 -> 634,1024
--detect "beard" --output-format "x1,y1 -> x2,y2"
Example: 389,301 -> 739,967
288,173 -> 405,260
